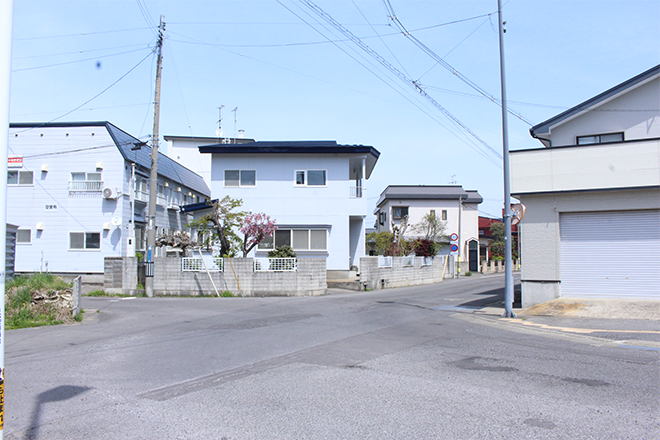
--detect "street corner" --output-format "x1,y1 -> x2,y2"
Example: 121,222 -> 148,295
516,298 -> 660,321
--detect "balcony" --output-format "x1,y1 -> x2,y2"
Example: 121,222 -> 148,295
69,180 -> 103,193
134,189 -> 149,203
349,186 -> 363,198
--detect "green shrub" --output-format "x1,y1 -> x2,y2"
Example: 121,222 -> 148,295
268,245 -> 296,258
221,291 -> 235,297
86,290 -> 108,297
465,271 -> 473,277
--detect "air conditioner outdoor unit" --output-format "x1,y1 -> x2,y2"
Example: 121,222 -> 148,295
102,187 -> 118,200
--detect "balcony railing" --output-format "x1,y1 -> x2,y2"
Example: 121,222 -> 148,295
69,181 -> 103,192
134,189 -> 149,203
350,186 -> 363,198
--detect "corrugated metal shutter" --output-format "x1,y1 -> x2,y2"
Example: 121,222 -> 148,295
560,210 -> 660,299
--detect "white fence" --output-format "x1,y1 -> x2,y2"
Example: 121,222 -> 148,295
182,256 -> 224,272
377,256 -> 392,268
254,258 -> 297,272
69,180 -> 103,192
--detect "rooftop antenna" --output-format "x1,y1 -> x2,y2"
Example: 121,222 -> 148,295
450,175 -> 457,185
216,105 -> 225,141
232,107 -> 238,144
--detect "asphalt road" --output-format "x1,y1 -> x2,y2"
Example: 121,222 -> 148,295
4,274 -> 659,439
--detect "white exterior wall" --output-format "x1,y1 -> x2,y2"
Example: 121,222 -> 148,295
8,126 -> 129,273
375,199 -> 480,259
8,125 -> 206,274
547,77 -> 659,147
166,137 -> 213,188
209,153 -> 369,271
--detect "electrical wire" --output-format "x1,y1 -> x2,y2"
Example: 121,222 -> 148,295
12,51 -> 154,134
294,0 -> 503,165
13,27 -> 152,41
11,47 -> 152,72
13,43 -> 153,60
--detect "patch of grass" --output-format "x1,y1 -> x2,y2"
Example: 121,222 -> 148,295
5,273 -> 75,329
465,271 -> 473,277
221,291 -> 235,298
74,309 -> 85,322
86,289 -> 109,297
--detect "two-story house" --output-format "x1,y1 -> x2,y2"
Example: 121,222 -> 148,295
373,185 -> 482,271
187,140 -> 380,274
511,64 -> 660,307
7,121 -> 210,275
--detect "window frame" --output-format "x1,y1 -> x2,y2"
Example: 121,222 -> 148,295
224,169 -> 256,187
8,170 -> 34,186
16,228 -> 31,244
576,132 -> 624,146
442,210 -> 448,221
294,169 -> 327,187
69,232 -> 101,251
392,206 -> 409,219
257,228 -> 328,251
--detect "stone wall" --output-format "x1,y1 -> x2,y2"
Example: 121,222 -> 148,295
105,257 -> 326,297
359,256 -> 454,290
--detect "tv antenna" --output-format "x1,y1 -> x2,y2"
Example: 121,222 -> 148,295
232,107 -> 238,143
216,105 -> 225,140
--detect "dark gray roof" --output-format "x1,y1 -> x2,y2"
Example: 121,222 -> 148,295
530,64 -> 660,145
375,185 -> 482,207
10,121 -> 210,197
198,140 -> 380,179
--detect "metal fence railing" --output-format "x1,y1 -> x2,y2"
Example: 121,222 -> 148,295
254,257 -> 297,272
182,257 -> 224,272
349,186 -> 363,198
378,256 -> 392,268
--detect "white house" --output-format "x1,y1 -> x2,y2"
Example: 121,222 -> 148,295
511,64 -> 660,307
186,140 -> 380,273
373,185 -> 482,271
7,122 -> 210,274
164,135 -> 254,189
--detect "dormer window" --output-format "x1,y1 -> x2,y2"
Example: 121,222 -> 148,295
576,132 -> 623,145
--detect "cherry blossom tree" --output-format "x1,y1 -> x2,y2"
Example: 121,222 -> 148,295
240,213 -> 277,257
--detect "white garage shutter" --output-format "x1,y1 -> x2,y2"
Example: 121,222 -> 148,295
560,210 -> 660,299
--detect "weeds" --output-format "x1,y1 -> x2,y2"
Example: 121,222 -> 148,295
5,273 -> 74,329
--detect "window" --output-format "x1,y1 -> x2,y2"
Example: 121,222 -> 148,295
225,170 -> 256,187
17,229 -> 31,244
70,172 -> 102,192
69,232 -> 101,250
7,170 -> 33,185
430,210 -> 436,218
294,170 -> 326,186
378,211 -> 386,226
258,229 -> 327,251
393,206 -> 409,219
577,132 -> 623,145
442,210 -> 448,221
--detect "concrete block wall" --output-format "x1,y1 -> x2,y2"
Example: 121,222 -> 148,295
105,257 -> 326,297
104,257 -> 138,295
359,256 -> 453,290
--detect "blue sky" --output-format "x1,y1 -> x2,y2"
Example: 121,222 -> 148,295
9,0 -> 660,220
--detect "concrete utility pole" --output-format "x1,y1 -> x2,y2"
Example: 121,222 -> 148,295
497,0 -> 515,317
0,2 -> 13,436
145,15 -> 165,298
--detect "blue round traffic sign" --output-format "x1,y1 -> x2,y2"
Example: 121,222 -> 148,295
450,244 -> 458,252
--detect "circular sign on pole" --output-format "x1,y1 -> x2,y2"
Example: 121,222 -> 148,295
111,216 -> 122,227
450,244 -> 458,252
449,233 -> 458,242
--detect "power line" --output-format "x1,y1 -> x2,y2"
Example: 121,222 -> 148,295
12,43 -> 153,61
13,27 -> 152,41
295,0 -> 503,163
11,46 -> 152,72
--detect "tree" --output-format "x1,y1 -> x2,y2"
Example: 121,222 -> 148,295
155,230 -> 197,256
366,231 -> 394,256
240,213 -> 277,257
489,222 -> 505,259
187,196 -> 245,257
411,213 -> 447,242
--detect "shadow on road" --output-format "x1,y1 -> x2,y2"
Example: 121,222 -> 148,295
458,282 -> 521,308
24,385 -> 92,440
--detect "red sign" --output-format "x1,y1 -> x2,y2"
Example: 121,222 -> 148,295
8,157 -> 22,168
449,233 -> 458,242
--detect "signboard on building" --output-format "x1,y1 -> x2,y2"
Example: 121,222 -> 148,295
8,157 -> 22,168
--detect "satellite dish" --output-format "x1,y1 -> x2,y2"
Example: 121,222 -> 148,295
511,204 -> 526,226
111,216 -> 122,227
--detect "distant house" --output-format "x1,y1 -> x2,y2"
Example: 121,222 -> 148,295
184,140 -> 380,274
478,216 -> 518,261
373,185 -> 482,271
7,122 -> 210,275
511,64 -> 660,307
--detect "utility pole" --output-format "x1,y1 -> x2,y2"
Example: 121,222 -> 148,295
497,0 -> 515,317
0,2 -> 13,437
145,15 -> 165,298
